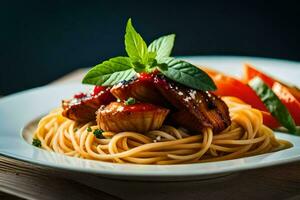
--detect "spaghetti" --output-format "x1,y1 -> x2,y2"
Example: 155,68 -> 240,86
33,97 -> 292,165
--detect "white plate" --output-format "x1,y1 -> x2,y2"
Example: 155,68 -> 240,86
1,56 -> 300,181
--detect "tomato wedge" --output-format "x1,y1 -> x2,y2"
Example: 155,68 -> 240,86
272,82 -> 300,125
203,68 -> 280,128
206,70 -> 266,110
262,111 -> 280,129
243,63 -> 275,86
243,63 -> 300,101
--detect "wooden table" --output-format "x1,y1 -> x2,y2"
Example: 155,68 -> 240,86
1,69 -> 300,200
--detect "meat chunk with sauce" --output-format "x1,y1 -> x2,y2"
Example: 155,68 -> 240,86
97,102 -> 170,133
62,87 -> 115,123
153,76 -> 231,133
110,73 -> 166,106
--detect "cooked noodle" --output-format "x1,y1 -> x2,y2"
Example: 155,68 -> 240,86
33,97 -> 292,164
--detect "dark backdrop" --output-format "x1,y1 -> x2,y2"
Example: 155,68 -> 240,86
1,1 -> 300,95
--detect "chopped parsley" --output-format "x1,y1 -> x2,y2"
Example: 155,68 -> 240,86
87,127 -> 92,132
74,128 -> 78,132
125,97 -> 136,105
32,138 -> 42,147
93,129 -> 104,139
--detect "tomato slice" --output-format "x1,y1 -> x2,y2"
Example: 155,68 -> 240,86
209,73 -> 266,110
243,63 -> 300,101
243,63 -> 275,86
262,111 -> 280,129
287,86 -> 300,102
272,82 -> 300,125
203,68 -> 280,128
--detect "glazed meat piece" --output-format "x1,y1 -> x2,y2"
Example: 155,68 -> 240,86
153,76 -> 231,133
111,73 -> 231,133
97,102 -> 169,133
110,73 -> 165,106
170,110 -> 203,133
62,86 -> 115,123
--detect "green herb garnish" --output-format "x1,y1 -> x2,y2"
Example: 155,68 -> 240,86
93,129 -> 104,139
249,77 -> 298,134
32,138 -> 42,148
87,127 -> 92,132
125,97 -> 136,105
82,18 -> 216,91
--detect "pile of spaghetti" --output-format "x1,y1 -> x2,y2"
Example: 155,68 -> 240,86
34,96 -> 291,165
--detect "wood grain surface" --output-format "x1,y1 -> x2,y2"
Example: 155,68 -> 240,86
1,69 -> 300,200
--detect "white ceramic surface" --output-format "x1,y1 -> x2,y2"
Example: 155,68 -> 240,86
1,56 -> 300,181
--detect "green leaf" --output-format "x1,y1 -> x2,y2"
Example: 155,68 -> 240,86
125,97 -> 136,105
148,58 -> 157,68
82,57 -> 137,86
148,51 -> 157,60
125,19 -> 148,64
93,129 -> 104,139
158,57 -> 217,91
32,138 -> 41,148
248,76 -> 298,134
132,61 -> 146,73
148,34 -> 175,62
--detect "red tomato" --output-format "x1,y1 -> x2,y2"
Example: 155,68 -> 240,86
286,87 -> 300,102
93,86 -> 106,95
243,63 -> 300,101
203,68 -> 280,128
272,82 -> 300,125
243,63 -> 275,87
261,111 -> 280,129
210,73 -> 266,111
73,92 -> 87,99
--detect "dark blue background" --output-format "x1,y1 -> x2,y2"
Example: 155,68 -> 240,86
1,1 -> 300,95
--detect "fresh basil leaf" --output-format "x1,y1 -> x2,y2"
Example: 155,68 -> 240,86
158,57 -> 216,91
148,34 -> 175,62
249,76 -> 298,134
157,62 -> 168,71
125,19 -> 148,64
132,61 -> 146,73
147,58 -> 157,67
148,51 -> 157,60
82,57 -> 136,86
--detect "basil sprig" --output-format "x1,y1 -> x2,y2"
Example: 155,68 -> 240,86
82,19 -> 216,91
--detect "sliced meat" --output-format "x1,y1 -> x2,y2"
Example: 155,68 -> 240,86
110,73 -> 166,106
170,110 -> 203,133
97,102 -> 169,133
153,76 -> 231,133
62,87 -> 115,123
